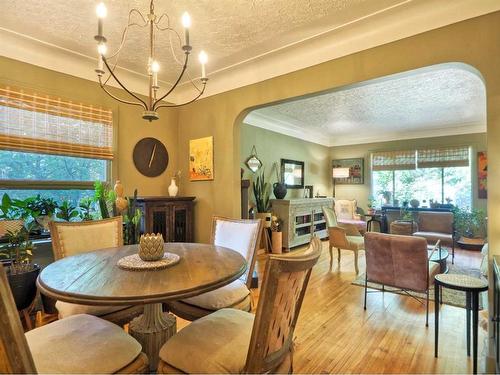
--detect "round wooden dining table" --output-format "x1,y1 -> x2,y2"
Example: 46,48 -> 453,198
37,243 -> 247,370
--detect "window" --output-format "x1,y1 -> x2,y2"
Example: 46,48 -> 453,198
0,86 -> 113,205
371,146 -> 471,208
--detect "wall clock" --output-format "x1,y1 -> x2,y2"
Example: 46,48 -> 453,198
133,137 -> 169,177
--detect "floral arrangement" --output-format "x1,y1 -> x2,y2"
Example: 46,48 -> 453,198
270,215 -> 282,232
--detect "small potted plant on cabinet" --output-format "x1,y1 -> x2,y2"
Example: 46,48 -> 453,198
367,197 -> 376,215
252,169 -> 271,228
0,223 -> 39,313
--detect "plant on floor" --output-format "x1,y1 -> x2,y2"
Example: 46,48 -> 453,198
123,189 -> 142,245
94,181 -> 118,218
252,168 -> 271,213
453,207 -> 487,239
56,200 -> 79,222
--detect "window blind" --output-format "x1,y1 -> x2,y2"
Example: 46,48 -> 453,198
417,146 -> 469,168
0,86 -> 113,160
371,150 -> 416,171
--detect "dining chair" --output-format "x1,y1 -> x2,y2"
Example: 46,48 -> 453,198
364,232 -> 441,326
0,264 -> 149,374
168,216 -> 263,321
323,206 -> 364,273
48,217 -> 143,326
157,236 -> 322,374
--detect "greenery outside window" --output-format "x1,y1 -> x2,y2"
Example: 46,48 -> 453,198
0,86 -> 113,204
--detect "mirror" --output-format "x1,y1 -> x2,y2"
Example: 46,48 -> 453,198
245,145 -> 262,173
281,159 -> 304,188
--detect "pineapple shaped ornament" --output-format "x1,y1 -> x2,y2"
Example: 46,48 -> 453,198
138,233 -> 165,261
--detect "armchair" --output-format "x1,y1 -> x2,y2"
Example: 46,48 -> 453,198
334,199 -> 366,234
323,207 -> 364,273
413,211 -> 455,263
364,232 -> 441,326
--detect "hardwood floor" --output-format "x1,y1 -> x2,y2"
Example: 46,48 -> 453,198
253,240 -> 487,374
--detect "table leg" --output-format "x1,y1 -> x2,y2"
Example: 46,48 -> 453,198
466,291 -> 471,357
472,292 -> 479,374
129,303 -> 176,371
435,280 -> 439,358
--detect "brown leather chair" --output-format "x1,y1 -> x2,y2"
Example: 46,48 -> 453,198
364,232 -> 441,326
413,211 -> 455,263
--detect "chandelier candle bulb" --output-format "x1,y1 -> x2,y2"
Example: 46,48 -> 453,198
96,2 -> 107,38
182,12 -> 191,46
199,51 -> 207,79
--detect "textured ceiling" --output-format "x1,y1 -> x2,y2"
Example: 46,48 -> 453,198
245,64 -> 486,146
0,0 -> 404,83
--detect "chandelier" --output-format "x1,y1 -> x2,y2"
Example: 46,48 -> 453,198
94,1 -> 208,121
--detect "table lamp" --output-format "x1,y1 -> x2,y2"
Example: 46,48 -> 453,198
332,167 -> 350,197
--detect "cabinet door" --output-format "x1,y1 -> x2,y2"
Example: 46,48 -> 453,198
148,205 -> 171,241
171,204 -> 192,242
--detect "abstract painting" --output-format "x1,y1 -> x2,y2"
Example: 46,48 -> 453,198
332,158 -> 364,184
189,136 -> 214,181
478,151 -> 487,199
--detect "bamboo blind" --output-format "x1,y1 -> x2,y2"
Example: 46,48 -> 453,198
371,150 -> 416,171
0,86 -> 113,160
417,146 -> 469,168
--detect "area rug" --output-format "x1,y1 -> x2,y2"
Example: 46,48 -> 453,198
351,264 -> 484,309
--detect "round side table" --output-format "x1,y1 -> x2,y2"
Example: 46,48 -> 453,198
434,274 -> 488,374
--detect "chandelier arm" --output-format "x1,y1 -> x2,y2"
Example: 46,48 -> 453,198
98,76 -> 147,109
154,83 -> 207,109
107,9 -> 148,59
155,13 -> 170,27
152,53 -> 190,110
102,56 -> 149,109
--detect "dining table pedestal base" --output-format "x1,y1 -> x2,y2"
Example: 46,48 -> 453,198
129,303 -> 177,371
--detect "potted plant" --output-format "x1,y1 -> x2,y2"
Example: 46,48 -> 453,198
453,207 -> 487,249
123,189 -> 142,245
270,215 -> 283,254
78,197 -> 95,221
252,168 -> 271,228
0,223 -> 39,311
25,195 -> 58,231
272,162 -> 287,199
0,193 -> 26,237
367,197 -> 376,215
56,200 -> 79,222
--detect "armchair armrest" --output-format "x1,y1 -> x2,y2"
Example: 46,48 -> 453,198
338,223 -> 363,237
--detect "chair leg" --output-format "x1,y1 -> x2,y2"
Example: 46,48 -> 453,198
426,289 -> 429,327
354,250 -> 359,274
337,248 -> 341,263
364,274 -> 368,310
329,245 -> 333,269
452,242 -> 455,264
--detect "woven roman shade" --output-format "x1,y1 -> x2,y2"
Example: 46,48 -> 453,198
417,146 -> 469,168
371,150 -> 416,171
0,86 -> 113,160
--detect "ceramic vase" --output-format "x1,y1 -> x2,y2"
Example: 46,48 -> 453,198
273,182 -> 287,199
138,233 -> 165,261
168,178 -> 179,197
271,232 -> 283,254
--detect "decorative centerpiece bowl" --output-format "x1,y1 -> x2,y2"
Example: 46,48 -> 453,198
138,233 -> 165,261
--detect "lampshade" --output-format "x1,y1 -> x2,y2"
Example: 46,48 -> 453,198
332,167 -> 350,179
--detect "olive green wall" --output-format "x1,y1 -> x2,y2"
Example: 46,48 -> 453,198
331,133 -> 487,212
0,57 -> 178,196
240,123 -> 332,200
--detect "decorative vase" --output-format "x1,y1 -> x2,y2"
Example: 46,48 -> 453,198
273,182 -> 287,199
36,215 -> 52,231
271,232 -> 282,254
256,212 -> 272,228
138,233 -> 165,261
410,199 -> 420,208
114,179 -> 128,213
168,178 -> 179,197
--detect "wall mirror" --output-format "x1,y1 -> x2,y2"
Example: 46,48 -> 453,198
281,159 -> 304,188
245,145 -> 262,173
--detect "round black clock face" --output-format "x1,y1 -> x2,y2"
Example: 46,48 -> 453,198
133,137 -> 169,177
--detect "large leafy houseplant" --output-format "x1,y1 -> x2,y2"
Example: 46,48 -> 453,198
453,207 -> 487,239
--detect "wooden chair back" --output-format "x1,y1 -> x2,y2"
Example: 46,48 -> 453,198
210,216 -> 263,288
0,264 -> 37,374
322,206 -> 338,227
245,236 -> 321,373
49,216 -> 123,260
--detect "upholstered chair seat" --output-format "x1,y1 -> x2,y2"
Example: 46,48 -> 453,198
49,217 -> 143,326
158,238 -> 322,374
26,314 -> 146,374
168,216 -> 263,321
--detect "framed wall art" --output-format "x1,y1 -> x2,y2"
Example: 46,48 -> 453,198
478,151 -> 487,199
281,159 -> 304,188
332,158 -> 364,184
189,136 -> 214,181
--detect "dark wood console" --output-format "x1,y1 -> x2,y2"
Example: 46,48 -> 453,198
135,196 -> 195,243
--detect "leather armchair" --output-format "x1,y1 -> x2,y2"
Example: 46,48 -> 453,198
413,211 -> 455,263
364,232 -> 441,326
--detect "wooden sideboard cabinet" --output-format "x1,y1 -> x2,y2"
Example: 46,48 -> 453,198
135,196 -> 195,243
270,198 -> 334,249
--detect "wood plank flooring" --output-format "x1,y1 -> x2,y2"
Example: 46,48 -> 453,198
252,240 -> 487,374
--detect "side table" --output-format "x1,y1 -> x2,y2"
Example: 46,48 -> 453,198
365,214 -> 383,232
434,274 -> 488,374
